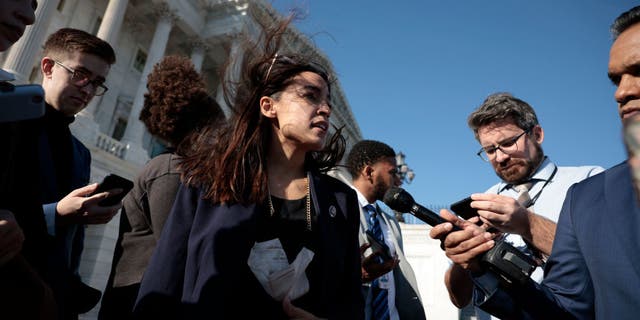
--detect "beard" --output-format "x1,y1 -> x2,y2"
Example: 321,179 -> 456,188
495,143 -> 544,184
372,179 -> 389,202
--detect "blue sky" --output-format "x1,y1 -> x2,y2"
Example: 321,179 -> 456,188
272,1 -> 637,208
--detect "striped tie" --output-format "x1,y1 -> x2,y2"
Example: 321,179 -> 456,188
365,204 -> 390,320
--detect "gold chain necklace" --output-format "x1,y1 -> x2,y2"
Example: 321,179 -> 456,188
268,177 -> 312,231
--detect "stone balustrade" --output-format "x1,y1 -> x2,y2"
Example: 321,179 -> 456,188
96,133 -> 127,159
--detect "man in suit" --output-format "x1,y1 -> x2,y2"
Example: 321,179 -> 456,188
431,5 -> 640,319
346,140 -> 426,320
38,28 -> 121,319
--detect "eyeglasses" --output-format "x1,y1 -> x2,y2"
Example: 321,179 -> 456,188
476,128 -> 531,162
53,60 -> 108,96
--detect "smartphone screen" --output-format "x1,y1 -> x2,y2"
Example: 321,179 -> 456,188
450,197 -> 479,220
91,174 -> 134,206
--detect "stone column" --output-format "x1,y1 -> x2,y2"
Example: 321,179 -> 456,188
121,2 -> 175,165
2,0 -> 58,84
189,39 -> 208,72
97,0 -> 129,44
80,0 -> 130,118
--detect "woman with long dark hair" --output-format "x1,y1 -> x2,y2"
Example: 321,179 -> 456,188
134,18 -> 363,319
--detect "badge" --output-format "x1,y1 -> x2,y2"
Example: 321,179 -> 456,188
329,205 -> 337,217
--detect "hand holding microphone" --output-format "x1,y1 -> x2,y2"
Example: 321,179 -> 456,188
383,187 -> 536,285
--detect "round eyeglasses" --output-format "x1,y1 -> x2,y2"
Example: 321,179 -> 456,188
53,60 -> 108,96
476,128 -> 531,162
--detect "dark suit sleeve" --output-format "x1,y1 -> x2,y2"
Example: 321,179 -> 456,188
134,183 -> 198,318
535,184 -> 594,317
475,184 -> 591,319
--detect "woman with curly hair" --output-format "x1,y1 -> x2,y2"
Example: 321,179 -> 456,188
99,55 -> 224,320
134,18 -> 363,319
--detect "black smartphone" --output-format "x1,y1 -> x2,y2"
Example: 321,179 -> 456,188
365,230 -> 393,261
0,82 -> 45,123
450,197 -> 479,220
91,174 -> 134,206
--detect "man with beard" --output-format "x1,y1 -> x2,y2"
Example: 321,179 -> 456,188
347,140 -> 426,320
438,93 -> 602,319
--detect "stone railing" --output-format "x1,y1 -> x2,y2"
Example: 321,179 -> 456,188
96,132 -> 127,159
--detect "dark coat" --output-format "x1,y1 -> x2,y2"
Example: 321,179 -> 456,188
38,109 -> 91,319
477,162 -> 640,319
135,172 -> 364,319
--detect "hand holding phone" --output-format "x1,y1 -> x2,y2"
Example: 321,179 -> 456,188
450,197 -> 479,220
361,231 -> 398,283
365,230 -> 393,261
91,174 -> 134,206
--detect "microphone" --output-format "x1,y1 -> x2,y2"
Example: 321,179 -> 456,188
383,187 -> 461,231
384,187 -> 537,284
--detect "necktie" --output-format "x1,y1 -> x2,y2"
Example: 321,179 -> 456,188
364,204 -> 390,320
513,182 -> 545,263
514,181 -> 533,207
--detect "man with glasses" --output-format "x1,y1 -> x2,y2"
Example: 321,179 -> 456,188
435,93 -> 602,319
38,28 -> 120,319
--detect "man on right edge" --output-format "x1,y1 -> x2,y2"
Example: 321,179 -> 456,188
439,93 -> 602,319
432,5 -> 640,319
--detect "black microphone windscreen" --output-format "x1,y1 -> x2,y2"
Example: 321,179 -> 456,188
383,187 -> 414,212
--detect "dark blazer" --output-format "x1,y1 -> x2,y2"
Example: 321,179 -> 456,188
135,172 -> 364,319
38,121 -> 91,319
0,119 -> 49,273
39,131 -> 91,275
476,162 -> 640,319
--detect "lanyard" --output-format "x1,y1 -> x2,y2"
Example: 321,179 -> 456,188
498,165 -> 559,208
526,165 -> 558,208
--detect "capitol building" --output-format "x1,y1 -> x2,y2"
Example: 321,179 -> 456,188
2,0 -> 456,318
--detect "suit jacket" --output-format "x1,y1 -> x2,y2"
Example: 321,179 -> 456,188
135,172 -> 364,319
359,206 -> 426,320
39,131 -> 91,274
0,119 -> 49,273
476,162 -> 640,319
38,117 -> 91,319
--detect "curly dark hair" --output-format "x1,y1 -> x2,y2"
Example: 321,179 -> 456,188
180,15 -> 346,205
346,140 -> 395,178
139,55 -> 223,155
